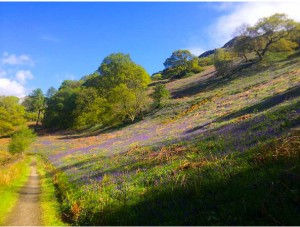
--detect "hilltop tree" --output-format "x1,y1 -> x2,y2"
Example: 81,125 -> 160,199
162,50 -> 203,79
232,24 -> 252,61
163,50 -> 195,69
234,13 -> 298,61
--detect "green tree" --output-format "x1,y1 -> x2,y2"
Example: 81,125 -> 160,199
24,88 -> 46,126
234,14 -> 298,61
151,84 -> 170,107
59,80 -> 83,90
269,38 -> 298,52
187,58 -> 203,73
214,49 -> 234,76
198,56 -> 214,66
109,84 -> 138,123
152,73 -> 163,81
289,22 -> 300,48
163,50 -> 195,69
97,53 -> 151,123
46,87 -> 57,99
8,126 -> 36,155
43,87 -> 79,129
98,53 -> 151,92
0,96 -> 26,136
44,53 -> 151,130
73,87 -> 111,129
162,50 -> 203,79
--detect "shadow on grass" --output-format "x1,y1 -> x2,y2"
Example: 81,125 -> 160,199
57,117 -> 144,140
217,84 -> 300,123
95,145 -> 300,226
170,62 -> 270,99
185,84 -> 300,136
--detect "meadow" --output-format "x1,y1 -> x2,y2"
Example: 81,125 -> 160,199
29,53 -> 300,225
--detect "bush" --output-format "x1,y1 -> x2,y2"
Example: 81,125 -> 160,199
151,84 -> 170,107
8,126 -> 36,155
198,56 -> 214,66
214,49 -> 234,76
162,65 -> 186,79
152,73 -> 163,81
187,58 -> 204,73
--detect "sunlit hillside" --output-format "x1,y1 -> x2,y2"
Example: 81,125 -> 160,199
29,52 -> 300,225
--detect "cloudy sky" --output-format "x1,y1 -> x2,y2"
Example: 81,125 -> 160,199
0,1 -> 299,97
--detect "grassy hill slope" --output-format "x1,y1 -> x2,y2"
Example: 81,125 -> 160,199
30,53 -> 300,225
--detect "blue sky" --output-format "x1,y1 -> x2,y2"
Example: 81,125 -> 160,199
0,1 -> 299,97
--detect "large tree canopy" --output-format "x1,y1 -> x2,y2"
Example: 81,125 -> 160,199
234,13 -> 298,61
161,50 -> 203,79
97,53 -> 151,93
163,50 -> 195,69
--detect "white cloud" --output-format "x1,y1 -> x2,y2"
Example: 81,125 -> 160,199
210,1 -> 300,48
16,70 -> 34,84
0,52 -> 35,98
0,78 -> 26,98
1,52 -> 34,66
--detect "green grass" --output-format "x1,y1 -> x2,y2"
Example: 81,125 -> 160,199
46,134 -> 300,225
36,156 -> 68,226
29,51 -> 300,225
0,155 -> 31,225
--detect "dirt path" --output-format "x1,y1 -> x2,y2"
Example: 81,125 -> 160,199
4,159 -> 42,226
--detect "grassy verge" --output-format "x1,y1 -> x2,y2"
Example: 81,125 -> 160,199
36,156 -> 68,226
47,133 -> 300,225
0,155 -> 30,225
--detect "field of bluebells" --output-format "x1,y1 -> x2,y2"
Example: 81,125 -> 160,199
30,55 -> 300,225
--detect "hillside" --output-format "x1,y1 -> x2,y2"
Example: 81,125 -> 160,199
29,53 -> 300,225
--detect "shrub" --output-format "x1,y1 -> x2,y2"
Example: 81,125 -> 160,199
162,65 -> 186,79
152,73 -> 163,81
187,58 -> 204,73
214,49 -> 234,76
151,84 -> 170,107
8,126 -> 36,155
198,56 -> 214,66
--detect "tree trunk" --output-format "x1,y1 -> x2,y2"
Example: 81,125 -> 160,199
255,50 -> 263,61
261,39 -> 273,57
242,50 -> 248,61
36,109 -> 41,127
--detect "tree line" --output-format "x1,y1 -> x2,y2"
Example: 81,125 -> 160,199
20,53 -> 172,131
